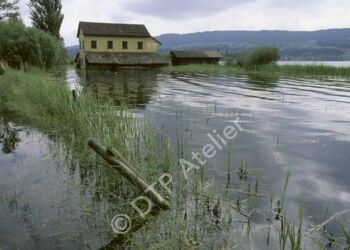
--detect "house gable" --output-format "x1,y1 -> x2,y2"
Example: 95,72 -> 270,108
76,21 -> 167,68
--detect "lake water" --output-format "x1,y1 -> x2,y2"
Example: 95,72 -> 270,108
1,68 -> 350,249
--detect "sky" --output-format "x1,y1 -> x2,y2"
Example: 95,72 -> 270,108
19,0 -> 350,46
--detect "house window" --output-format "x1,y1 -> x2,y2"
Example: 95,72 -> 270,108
138,41 -> 143,50
107,41 -> 113,49
91,40 -> 97,49
122,41 -> 128,49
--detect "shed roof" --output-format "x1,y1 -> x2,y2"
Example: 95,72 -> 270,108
78,21 -> 150,38
204,50 -> 223,58
85,52 -> 168,65
170,50 -> 222,58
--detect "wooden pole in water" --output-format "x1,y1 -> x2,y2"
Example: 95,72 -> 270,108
88,139 -> 170,210
0,62 -> 5,75
106,147 -> 148,184
72,90 -> 77,102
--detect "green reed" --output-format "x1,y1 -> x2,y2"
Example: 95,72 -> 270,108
0,68 -> 173,188
161,64 -> 244,75
261,63 -> 350,77
161,63 -> 350,77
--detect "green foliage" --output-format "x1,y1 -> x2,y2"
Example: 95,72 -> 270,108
28,0 -> 63,39
341,225 -> 350,249
0,21 -> 67,68
0,68 -> 172,181
237,46 -> 281,69
161,62 -> 350,78
161,64 -> 243,74
260,63 -> 350,77
0,0 -> 19,21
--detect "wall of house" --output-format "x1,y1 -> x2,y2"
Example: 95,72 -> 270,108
82,36 -> 159,53
78,29 -> 86,68
77,27 -> 161,69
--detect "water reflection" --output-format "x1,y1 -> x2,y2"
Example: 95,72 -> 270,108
0,116 -> 21,154
79,69 -> 159,108
246,72 -> 280,86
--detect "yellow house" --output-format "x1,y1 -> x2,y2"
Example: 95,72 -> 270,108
76,21 -> 168,69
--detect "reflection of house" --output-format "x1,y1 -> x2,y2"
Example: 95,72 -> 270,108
170,50 -> 222,66
81,69 -> 158,108
75,22 -> 168,69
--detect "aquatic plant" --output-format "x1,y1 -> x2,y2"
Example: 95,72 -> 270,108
161,63 -> 350,78
261,63 -> 350,77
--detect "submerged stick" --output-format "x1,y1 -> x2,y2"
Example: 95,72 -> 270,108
306,210 -> 349,234
88,139 -> 170,210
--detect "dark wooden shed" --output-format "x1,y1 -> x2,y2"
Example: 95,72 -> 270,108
170,50 -> 222,66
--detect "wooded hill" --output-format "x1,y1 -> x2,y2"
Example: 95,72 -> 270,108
67,28 -> 350,60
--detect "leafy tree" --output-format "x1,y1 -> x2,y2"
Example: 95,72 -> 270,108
0,21 -> 67,68
0,21 -> 28,68
28,0 -> 63,39
0,0 -> 20,21
237,46 -> 281,69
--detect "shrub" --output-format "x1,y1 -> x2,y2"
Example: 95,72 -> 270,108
0,21 -> 67,68
224,57 -> 235,66
237,46 -> 280,69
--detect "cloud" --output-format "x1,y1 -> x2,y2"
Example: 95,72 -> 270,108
124,0 -> 250,18
18,0 -> 31,25
18,0 -> 350,46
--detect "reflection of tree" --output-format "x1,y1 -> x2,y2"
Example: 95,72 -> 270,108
81,69 -> 158,108
0,117 -> 21,153
246,72 -> 280,87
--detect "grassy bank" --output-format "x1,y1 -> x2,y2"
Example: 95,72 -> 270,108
0,68 -> 172,179
161,63 -> 350,77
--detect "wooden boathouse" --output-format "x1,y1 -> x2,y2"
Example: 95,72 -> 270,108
170,50 -> 222,66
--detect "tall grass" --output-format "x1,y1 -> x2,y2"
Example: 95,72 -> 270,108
161,64 -> 244,75
0,68 -> 172,180
161,63 -> 350,77
261,64 -> 350,77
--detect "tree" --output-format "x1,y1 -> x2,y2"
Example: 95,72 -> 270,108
237,46 -> 281,69
0,0 -> 20,21
0,21 -> 67,68
28,0 -> 63,39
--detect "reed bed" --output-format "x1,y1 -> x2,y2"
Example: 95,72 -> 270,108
161,64 -> 243,75
261,63 -> 350,77
161,63 -> 350,78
